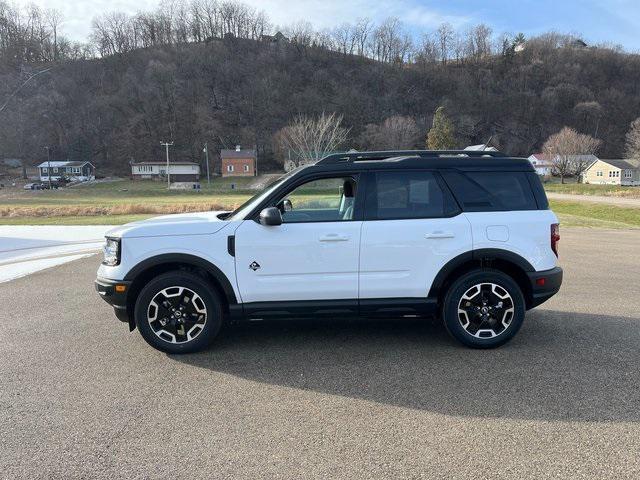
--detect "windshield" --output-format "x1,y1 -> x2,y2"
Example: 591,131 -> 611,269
227,166 -> 306,221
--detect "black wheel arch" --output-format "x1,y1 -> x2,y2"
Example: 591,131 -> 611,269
429,249 -> 535,309
122,254 -> 238,330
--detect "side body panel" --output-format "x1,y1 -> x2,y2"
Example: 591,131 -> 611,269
96,222 -> 241,300
463,210 -> 558,272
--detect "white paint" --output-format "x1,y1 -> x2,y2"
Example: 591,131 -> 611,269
234,220 -> 362,302
0,226 -> 112,282
0,253 -> 95,283
359,215 -> 472,298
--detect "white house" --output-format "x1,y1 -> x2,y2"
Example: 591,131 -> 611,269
131,161 -> 200,183
38,161 -> 95,182
527,154 -> 554,176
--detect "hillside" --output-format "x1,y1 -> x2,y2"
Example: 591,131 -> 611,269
1,35 -> 639,174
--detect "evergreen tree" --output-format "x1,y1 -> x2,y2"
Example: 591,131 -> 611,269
427,106 -> 456,150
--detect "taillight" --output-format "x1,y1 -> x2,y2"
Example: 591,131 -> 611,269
551,223 -> 560,257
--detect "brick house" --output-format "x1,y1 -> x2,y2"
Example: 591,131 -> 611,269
220,146 -> 256,177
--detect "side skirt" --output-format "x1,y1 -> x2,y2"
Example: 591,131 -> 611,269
235,298 -> 438,321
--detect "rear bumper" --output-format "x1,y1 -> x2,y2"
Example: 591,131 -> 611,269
95,277 -> 132,324
526,266 -> 563,309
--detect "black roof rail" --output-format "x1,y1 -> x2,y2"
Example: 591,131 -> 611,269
316,149 -> 506,165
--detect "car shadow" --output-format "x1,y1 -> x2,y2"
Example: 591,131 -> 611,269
171,309 -> 640,423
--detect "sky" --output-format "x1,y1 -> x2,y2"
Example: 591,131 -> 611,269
17,0 -> 640,51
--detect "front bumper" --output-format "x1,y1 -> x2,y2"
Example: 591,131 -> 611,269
95,277 -> 132,325
526,266 -> 563,309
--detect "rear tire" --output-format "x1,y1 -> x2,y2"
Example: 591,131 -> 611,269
134,271 -> 223,354
442,269 -> 525,349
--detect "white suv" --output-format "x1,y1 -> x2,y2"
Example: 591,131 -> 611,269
96,150 -> 562,353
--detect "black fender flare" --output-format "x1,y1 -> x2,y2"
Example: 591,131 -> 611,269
124,253 -> 238,305
428,248 -> 534,299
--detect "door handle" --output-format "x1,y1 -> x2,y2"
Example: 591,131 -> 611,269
319,234 -> 350,242
425,231 -> 455,239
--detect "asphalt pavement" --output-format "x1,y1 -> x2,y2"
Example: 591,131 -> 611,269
1,228 -> 639,479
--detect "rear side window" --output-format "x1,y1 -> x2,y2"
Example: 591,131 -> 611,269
366,171 -> 459,220
441,171 -> 537,211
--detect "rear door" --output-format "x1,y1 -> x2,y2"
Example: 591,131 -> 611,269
358,170 -> 472,300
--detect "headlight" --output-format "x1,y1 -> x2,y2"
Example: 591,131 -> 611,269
103,238 -> 121,266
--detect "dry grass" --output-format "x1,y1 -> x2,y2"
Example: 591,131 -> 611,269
0,202 -> 238,218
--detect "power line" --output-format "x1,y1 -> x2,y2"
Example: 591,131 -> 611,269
160,141 -> 174,188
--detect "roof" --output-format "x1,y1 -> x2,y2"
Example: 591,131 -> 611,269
220,149 -> 256,159
131,161 -> 199,166
313,150 -> 534,173
37,161 -> 92,168
529,153 -> 552,162
464,144 -> 499,152
589,159 -> 640,170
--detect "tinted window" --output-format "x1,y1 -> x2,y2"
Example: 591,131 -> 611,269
441,171 -> 537,211
367,171 -> 458,220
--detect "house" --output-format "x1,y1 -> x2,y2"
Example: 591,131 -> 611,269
583,159 -> 640,186
464,144 -> 499,152
527,154 -> 554,176
260,31 -> 289,44
220,146 -> 257,177
131,161 -> 200,182
38,161 -> 95,182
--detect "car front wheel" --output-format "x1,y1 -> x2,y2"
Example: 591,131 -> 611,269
134,271 -> 223,354
442,269 -> 525,349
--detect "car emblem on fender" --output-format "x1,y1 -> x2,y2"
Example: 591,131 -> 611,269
249,261 -> 261,271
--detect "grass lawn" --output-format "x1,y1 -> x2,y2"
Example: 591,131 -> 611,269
544,182 -> 640,198
2,178 -> 640,229
550,200 -> 640,229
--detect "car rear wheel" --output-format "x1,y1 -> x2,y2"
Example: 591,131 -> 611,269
134,271 -> 223,354
442,269 -> 525,349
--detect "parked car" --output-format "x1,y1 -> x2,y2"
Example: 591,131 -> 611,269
96,150 -> 562,353
23,183 -> 42,190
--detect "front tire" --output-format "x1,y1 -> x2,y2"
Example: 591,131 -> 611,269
442,269 -> 525,349
134,271 -> 223,354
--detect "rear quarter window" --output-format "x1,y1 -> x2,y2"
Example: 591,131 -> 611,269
441,171 -> 538,211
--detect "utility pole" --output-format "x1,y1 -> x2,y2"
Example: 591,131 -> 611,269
160,141 -> 174,189
203,142 -> 210,185
44,146 -> 51,190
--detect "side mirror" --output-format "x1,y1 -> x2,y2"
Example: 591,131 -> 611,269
259,207 -> 282,226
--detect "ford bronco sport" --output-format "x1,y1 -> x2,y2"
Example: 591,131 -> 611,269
96,150 -> 562,353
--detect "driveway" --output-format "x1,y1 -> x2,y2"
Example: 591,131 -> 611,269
547,191 -> 640,207
0,225 -> 110,282
1,229 -> 639,479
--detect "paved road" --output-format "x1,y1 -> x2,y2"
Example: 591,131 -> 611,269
0,226 -> 110,282
1,229 -> 640,479
547,191 -> 640,207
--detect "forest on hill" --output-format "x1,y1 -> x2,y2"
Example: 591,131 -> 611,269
0,0 -> 639,174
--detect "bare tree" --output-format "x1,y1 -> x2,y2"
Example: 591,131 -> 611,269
625,117 -> 640,159
361,115 -> 419,149
277,112 -> 350,169
436,23 -> 454,63
543,127 -> 601,183
353,17 -> 372,57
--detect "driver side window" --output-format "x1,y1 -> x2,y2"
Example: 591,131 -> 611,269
276,176 -> 358,223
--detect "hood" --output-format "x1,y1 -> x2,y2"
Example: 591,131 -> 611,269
106,211 -> 232,239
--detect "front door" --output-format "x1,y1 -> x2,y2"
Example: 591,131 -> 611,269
234,175 -> 362,306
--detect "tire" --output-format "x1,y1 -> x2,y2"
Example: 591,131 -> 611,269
134,271 -> 223,354
442,269 -> 525,349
